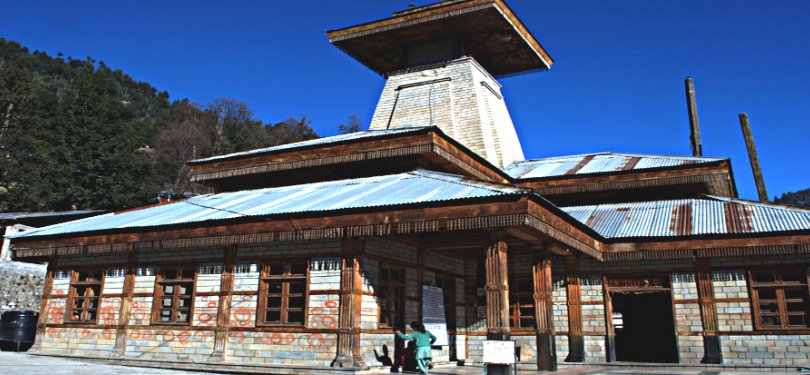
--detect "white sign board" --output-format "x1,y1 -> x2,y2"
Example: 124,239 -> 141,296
421,285 -> 449,346
482,340 -> 515,364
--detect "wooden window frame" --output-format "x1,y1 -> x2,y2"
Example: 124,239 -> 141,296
749,268 -> 810,330
509,276 -> 536,330
378,263 -> 406,328
152,266 -> 197,325
64,269 -> 104,324
257,260 -> 309,327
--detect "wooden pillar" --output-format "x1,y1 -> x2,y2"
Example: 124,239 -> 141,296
695,258 -> 723,364
30,255 -> 57,352
685,76 -> 703,157
564,255 -> 584,363
533,246 -> 557,371
210,245 -> 237,361
114,250 -> 138,356
602,275 -> 616,362
739,113 -> 769,202
417,247 -> 427,318
333,238 -> 366,368
485,241 -> 510,341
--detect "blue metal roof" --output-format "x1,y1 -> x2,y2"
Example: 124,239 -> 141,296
505,152 -> 725,180
189,127 -> 432,164
562,196 -> 810,239
9,170 -> 528,240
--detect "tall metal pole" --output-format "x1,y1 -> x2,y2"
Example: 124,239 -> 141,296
738,113 -> 769,202
685,77 -> 703,157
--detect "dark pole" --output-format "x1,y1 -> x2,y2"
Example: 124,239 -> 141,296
685,77 -> 703,157
739,113 -> 769,202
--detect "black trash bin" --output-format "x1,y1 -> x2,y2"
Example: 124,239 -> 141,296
0,310 -> 39,352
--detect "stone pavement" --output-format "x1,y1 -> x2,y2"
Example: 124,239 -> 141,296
0,352 -> 211,375
0,352 -> 805,375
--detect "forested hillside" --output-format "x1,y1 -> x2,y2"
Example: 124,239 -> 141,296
0,38 -> 322,212
775,188 -> 810,208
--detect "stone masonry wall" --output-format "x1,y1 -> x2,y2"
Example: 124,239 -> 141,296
672,272 -> 704,363
369,57 -> 524,167
0,260 -> 45,314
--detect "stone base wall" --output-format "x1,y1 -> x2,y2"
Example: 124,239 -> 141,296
721,335 -> 810,365
40,327 -> 116,356
126,328 -> 214,362
227,331 -> 336,366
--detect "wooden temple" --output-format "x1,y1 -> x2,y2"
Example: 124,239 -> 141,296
7,0 -> 810,372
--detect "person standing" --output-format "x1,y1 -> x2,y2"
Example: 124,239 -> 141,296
395,321 -> 437,374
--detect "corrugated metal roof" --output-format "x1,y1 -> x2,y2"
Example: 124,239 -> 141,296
189,127 -> 432,164
562,196 -> 810,239
9,170 -> 528,240
505,152 -> 725,180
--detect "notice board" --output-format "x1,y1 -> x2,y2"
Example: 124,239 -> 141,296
482,340 -> 516,364
421,285 -> 449,346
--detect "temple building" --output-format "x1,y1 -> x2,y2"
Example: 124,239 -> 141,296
8,0 -> 810,372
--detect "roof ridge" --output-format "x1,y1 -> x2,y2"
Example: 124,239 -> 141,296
189,126 -> 437,164
409,169 -> 529,195
702,194 -> 810,212
516,152 -> 723,164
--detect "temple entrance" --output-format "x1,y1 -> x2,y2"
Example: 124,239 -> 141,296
611,291 -> 678,363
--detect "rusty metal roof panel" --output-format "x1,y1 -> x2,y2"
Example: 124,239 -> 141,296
505,152 -> 724,180
561,196 -> 810,239
8,170 -> 528,240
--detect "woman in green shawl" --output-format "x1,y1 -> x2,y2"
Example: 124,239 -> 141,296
395,321 -> 437,374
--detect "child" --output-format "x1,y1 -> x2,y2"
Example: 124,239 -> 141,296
395,321 -> 437,374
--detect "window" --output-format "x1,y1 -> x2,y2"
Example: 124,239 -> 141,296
378,264 -> 405,327
106,268 -> 126,277
750,270 -> 809,329
155,268 -> 195,324
259,261 -> 308,325
67,270 -> 102,323
509,277 -> 536,329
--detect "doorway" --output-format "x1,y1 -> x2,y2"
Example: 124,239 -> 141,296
611,291 -> 678,363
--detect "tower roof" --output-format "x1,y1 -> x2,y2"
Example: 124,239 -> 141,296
327,0 -> 553,77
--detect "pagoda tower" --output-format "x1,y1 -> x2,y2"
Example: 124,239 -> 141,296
327,0 -> 553,168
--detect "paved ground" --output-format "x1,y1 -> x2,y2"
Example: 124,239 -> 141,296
0,352 -> 212,375
0,352 -> 804,375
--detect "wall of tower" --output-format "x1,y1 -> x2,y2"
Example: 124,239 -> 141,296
369,58 -> 525,168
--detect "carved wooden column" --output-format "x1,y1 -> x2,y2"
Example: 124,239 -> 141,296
533,246 -> 557,371
485,241 -> 510,341
114,250 -> 138,356
333,238 -> 366,368
564,254 -> 584,362
210,245 -> 237,362
696,257 -> 722,364
30,255 -> 57,352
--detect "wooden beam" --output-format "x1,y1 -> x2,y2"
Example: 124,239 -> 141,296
332,238 -> 367,369
695,258 -> 723,364
29,256 -> 57,352
485,240 -> 510,340
533,245 -> 557,371
209,245 -> 237,361
563,254 -> 584,363
113,250 -> 138,356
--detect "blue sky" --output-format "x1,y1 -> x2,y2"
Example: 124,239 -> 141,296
2,0 -> 809,200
